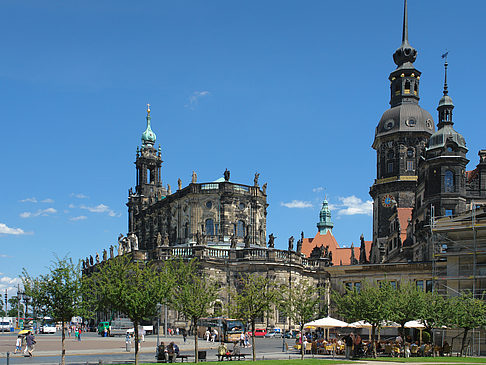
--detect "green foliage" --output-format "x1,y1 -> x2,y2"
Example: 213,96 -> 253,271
165,259 -> 219,363
85,254 -> 171,365
228,273 -> 279,361
7,296 -> 19,317
416,290 -> 447,332
22,256 -> 82,365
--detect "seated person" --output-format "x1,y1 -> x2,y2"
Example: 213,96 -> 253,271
156,342 -> 168,362
443,341 -> 451,356
218,342 -> 228,358
167,342 -> 178,363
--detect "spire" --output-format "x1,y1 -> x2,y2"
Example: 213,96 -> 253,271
437,55 -> 455,129
317,199 -> 334,235
402,0 -> 409,44
141,104 -> 156,148
393,0 -> 417,67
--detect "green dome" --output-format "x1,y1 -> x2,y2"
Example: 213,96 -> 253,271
142,114 -> 156,147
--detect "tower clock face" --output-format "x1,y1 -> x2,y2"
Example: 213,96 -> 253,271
381,194 -> 394,207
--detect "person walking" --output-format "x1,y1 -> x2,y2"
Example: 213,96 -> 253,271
182,328 -> 187,343
78,328 -> 82,341
14,335 -> 22,354
24,331 -> 36,357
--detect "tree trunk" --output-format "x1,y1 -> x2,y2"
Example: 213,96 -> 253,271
372,325 -> 377,358
61,320 -> 66,365
251,320 -> 256,361
460,328 -> 469,357
134,321 -> 139,365
300,324 -> 304,360
194,319 -> 199,363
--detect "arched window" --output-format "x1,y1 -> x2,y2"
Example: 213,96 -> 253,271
444,170 -> 454,192
205,219 -> 214,236
237,220 -> 245,237
387,150 -> 394,174
404,80 -> 411,94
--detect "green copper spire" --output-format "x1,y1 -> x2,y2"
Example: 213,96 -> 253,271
317,199 -> 334,235
141,104 -> 156,147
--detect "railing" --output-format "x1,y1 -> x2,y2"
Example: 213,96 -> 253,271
201,183 -> 219,191
204,248 -> 229,258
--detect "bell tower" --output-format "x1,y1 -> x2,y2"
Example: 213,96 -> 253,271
127,105 -> 166,233
369,0 -> 435,256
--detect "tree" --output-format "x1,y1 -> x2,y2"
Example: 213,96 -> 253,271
333,281 -> 393,358
446,293 -> 486,356
228,273 -> 279,361
7,296 -> 19,317
22,256 -> 82,365
388,282 -> 424,339
166,259 -> 219,363
278,279 -> 323,359
85,254 -> 170,365
416,290 -> 447,344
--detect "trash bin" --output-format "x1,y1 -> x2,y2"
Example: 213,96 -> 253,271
198,350 -> 206,361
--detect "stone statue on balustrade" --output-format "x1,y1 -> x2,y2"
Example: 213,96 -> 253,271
262,183 -> 267,195
254,172 -> 260,187
102,249 -> 107,261
230,233 -> 237,249
89,255 -> 94,266
163,232 -> 170,247
167,184 -> 171,195
82,259 -> 86,270
244,226 -> 251,248
118,233 -> 129,254
224,168 -> 230,182
156,232 -> 162,247
85,256 -> 90,267
128,233 -> 139,251
296,239 -> 302,254
192,171 -> 197,183
288,236 -> 294,251
95,252 -> 100,264
109,245 -> 114,258
178,178 -> 182,190
268,233 -> 275,248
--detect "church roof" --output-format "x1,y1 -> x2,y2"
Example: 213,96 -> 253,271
397,208 -> 413,243
301,231 -> 371,266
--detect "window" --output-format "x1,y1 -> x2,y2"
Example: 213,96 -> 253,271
390,281 -> 398,290
387,162 -> 394,173
407,160 -> 414,171
344,282 -> 353,291
205,219 -> 214,236
206,201 -> 212,209
444,170 -> 454,192
416,280 -> 424,291
426,280 -> 433,293
354,282 -> 361,293
237,220 -> 245,237
407,149 -> 414,158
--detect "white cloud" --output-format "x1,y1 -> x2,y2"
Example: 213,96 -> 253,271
312,187 -> 324,193
20,207 -> 57,218
20,197 -> 37,203
70,215 -> 87,221
0,275 -> 22,292
330,195 -> 373,216
20,197 -> 54,203
80,204 -> 117,217
185,90 -> 211,110
0,223 -> 27,235
71,193 -> 88,199
281,200 -> 313,208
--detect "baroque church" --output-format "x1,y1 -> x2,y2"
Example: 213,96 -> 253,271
84,0 -> 486,345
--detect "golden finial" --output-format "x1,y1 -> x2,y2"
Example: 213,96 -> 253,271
147,103 -> 151,115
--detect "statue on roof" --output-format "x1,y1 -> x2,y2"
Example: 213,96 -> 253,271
262,183 -> 267,195
230,233 -> 237,249
254,172 -> 260,187
296,239 -> 302,254
102,249 -> 107,261
163,232 -> 169,246
288,236 -> 294,251
167,184 -> 171,195
192,171 -> 197,184
244,226 -> 251,248
95,252 -> 100,264
109,245 -> 114,258
224,169 -> 230,182
268,233 -> 275,248
178,178 -> 182,190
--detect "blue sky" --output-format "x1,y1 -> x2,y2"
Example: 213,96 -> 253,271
1,0 -> 485,293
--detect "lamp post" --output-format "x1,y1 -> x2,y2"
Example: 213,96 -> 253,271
156,303 -> 162,346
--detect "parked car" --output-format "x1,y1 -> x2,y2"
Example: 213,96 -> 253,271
283,330 -> 299,339
253,328 -> 267,337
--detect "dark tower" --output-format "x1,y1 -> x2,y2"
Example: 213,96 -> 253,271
369,0 -> 435,257
127,105 -> 166,233
414,59 -> 468,260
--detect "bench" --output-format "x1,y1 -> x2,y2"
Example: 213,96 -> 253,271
217,353 -> 249,361
155,353 -> 193,363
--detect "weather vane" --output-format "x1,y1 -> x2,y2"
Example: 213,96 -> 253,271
147,103 -> 151,115
441,50 -> 449,63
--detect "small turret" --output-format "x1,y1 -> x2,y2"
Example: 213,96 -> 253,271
141,104 -> 156,148
317,199 -> 334,235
